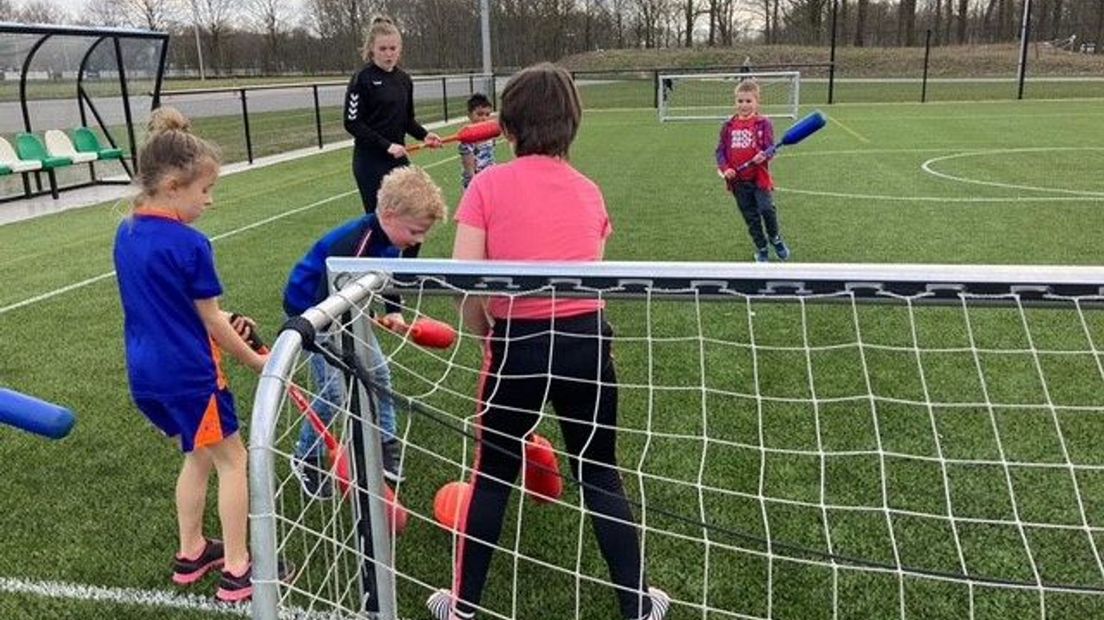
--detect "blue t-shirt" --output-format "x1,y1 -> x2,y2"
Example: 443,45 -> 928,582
114,211 -> 225,398
283,214 -> 400,317
459,139 -> 496,188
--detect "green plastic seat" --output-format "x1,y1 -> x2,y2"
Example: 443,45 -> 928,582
0,164 -> 11,176
71,127 -> 123,160
15,133 -> 71,169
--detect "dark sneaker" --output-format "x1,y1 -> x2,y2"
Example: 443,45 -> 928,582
215,559 -> 295,603
426,588 -> 475,620
382,440 -> 404,483
172,538 -> 224,585
771,237 -> 791,261
755,247 -> 769,263
291,454 -> 333,500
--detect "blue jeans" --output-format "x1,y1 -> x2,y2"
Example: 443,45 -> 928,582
294,327 -> 397,460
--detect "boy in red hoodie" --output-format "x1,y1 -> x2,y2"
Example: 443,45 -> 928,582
715,79 -> 791,262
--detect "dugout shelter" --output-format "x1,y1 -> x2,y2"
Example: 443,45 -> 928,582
0,22 -> 169,201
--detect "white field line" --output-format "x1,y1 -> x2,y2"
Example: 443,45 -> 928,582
0,576 -> 337,619
0,155 -> 458,317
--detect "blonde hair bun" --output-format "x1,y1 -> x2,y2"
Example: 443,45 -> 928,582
147,107 -> 191,136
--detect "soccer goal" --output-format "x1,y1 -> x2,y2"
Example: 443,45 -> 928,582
658,70 -> 800,122
249,259 -> 1104,620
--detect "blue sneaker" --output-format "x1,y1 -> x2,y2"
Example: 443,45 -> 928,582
771,237 -> 790,261
754,248 -> 769,263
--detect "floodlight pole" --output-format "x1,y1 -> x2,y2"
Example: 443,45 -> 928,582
480,0 -> 492,76
1016,0 -> 1032,99
190,0 -> 206,80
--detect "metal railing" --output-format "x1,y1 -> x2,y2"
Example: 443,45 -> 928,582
157,72 -> 495,164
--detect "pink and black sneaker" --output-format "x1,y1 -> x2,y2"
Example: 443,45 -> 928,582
172,538 -> 225,586
215,559 -> 296,603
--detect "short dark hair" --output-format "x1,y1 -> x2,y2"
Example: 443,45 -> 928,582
466,93 -> 492,113
498,63 -> 581,158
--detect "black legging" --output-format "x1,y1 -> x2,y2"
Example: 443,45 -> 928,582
452,312 -> 652,619
352,147 -> 420,258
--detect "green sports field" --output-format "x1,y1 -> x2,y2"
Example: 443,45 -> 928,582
1,97 -> 1103,619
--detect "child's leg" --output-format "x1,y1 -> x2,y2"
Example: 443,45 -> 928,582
207,432 -> 250,574
295,341 -> 346,461
755,188 -> 781,240
450,334 -> 546,616
176,447 -> 214,558
548,317 -> 652,619
363,327 -> 398,440
732,183 -> 768,250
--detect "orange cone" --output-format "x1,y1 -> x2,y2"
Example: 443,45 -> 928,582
434,481 -> 472,531
524,434 -> 563,504
385,484 -> 409,535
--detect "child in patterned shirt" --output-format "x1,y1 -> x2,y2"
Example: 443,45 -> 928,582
458,93 -> 496,189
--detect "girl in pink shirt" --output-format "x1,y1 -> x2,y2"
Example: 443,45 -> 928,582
426,63 -> 668,620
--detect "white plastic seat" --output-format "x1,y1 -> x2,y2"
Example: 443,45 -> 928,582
0,137 -> 43,173
45,129 -> 98,164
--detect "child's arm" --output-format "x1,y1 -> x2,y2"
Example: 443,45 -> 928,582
459,144 -> 477,177
452,223 -> 492,336
196,298 -> 267,373
715,122 -> 735,178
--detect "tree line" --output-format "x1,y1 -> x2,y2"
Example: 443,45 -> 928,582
3,0 -> 1101,75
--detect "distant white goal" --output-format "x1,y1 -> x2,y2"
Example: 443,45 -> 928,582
658,70 -> 800,122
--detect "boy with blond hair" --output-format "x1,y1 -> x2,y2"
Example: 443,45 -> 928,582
716,79 -> 790,262
283,166 -> 447,495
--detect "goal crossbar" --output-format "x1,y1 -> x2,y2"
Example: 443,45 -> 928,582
328,258 -> 1104,305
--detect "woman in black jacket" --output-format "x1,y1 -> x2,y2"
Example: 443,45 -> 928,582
344,16 -> 441,217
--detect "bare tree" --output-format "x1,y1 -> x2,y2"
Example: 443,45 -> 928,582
192,0 -> 238,74
116,0 -> 178,30
898,0 -> 917,44
956,0 -> 968,42
14,0 -> 70,24
246,0 -> 291,72
0,0 -> 13,21
84,0 -> 130,26
682,0 -> 707,45
1097,0 -> 1104,51
854,0 -> 868,44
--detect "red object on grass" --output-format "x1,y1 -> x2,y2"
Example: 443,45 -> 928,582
524,433 -> 563,504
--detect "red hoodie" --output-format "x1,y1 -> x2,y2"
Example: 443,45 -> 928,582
715,114 -> 775,191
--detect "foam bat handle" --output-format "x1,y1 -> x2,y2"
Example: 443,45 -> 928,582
407,120 -> 500,153
0,388 -> 76,439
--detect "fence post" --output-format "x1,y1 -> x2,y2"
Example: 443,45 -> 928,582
653,70 -> 659,108
828,0 -> 838,104
312,84 -> 324,149
240,88 -> 254,164
442,77 -> 449,121
921,29 -> 932,103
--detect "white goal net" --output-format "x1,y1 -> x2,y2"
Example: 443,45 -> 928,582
658,71 -> 800,122
249,259 -> 1104,620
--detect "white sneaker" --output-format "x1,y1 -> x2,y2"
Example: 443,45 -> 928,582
640,587 -> 670,620
426,588 -> 474,620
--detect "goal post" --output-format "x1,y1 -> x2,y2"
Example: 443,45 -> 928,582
250,258 -> 1104,619
658,70 -> 800,122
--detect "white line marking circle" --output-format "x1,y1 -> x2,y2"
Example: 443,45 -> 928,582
920,147 -> 1104,197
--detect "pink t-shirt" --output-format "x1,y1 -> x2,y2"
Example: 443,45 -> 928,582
455,155 -> 612,320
